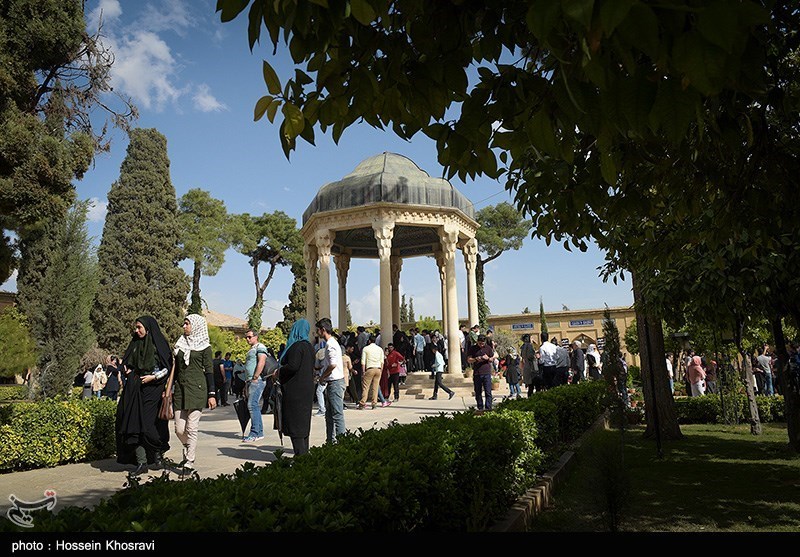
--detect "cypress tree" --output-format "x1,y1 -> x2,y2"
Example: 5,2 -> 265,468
92,128 -> 189,354
25,202 -> 98,399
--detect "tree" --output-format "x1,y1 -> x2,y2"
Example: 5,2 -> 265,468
178,189 -> 236,315
219,0 -> 789,445
408,297 -> 415,324
0,307 -> 38,380
233,211 -> 303,331
539,298 -> 547,338
276,260 -> 308,337
400,294 -> 408,324
474,203 -> 532,327
91,128 -> 189,354
0,0 -> 137,283
26,202 -> 98,399
415,316 -> 440,333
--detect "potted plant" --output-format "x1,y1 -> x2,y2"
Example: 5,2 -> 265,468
491,374 -> 501,390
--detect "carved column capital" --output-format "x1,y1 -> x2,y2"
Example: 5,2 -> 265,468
315,230 -> 333,259
334,253 -> 351,284
390,256 -> 403,284
303,243 -> 317,268
372,220 -> 395,260
462,237 -> 478,272
438,224 -> 458,264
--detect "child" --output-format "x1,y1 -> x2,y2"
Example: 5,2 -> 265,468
504,348 -> 522,399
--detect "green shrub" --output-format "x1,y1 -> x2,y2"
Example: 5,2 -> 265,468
674,394 -> 784,424
498,381 -> 608,451
17,410 -> 542,533
627,365 -> 641,385
0,385 -> 29,401
0,398 -> 117,471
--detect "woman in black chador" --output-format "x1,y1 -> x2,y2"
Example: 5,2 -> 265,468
115,315 -> 173,475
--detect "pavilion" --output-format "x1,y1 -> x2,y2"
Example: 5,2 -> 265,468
300,152 -> 480,372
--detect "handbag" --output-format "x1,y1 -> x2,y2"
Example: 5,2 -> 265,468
159,362 -> 176,421
159,390 -> 174,421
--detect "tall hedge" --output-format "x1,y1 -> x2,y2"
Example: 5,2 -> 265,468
91,128 -> 189,353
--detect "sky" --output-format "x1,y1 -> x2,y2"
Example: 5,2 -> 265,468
1,0 -> 634,328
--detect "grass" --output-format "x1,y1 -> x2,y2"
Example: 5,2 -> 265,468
529,422 -> 800,532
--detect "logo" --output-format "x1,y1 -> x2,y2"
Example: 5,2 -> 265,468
6,490 -> 57,528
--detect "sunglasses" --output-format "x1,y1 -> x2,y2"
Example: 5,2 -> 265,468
245,335 -> 254,339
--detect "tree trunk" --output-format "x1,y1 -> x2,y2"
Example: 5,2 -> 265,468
476,257 -> 489,328
770,316 -> 800,452
631,271 -> 682,441
741,354 -> 762,436
188,260 -> 203,315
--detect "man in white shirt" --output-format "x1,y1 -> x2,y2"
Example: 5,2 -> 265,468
358,334 -> 385,409
316,318 -> 346,443
666,353 -> 674,395
413,328 -> 425,372
538,332 -> 558,389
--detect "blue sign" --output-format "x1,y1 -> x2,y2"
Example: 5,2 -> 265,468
569,319 -> 594,327
511,323 -> 534,330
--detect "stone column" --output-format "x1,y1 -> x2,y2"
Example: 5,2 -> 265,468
303,242 -> 317,327
335,253 -> 351,332
439,224 -> 462,373
316,230 -> 333,321
390,256 -> 402,328
463,237 -> 479,328
435,251 -> 448,331
373,220 -> 395,348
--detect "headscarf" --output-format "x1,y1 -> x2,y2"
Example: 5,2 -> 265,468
173,313 -> 211,365
122,315 -> 173,372
281,318 -> 311,364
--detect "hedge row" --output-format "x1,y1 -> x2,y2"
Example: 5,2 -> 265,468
0,385 -> 28,401
497,380 -> 609,454
14,410 -> 542,532
674,393 -> 785,424
0,381 -> 610,532
0,398 -> 117,471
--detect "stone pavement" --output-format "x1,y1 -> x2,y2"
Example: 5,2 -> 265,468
0,386 -> 501,516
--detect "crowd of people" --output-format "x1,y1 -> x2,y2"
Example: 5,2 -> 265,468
78,312 -> 800,478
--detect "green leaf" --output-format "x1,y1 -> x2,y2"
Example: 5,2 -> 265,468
262,60 -> 282,95
599,0 -> 634,36
697,0 -> 739,53
216,0 -> 249,23
254,95 -> 273,122
526,110 -> 559,157
282,103 -> 305,139
619,4 -> 659,59
266,98 -> 282,123
350,0 -> 376,26
526,1 -> 561,40
562,0 -> 594,31
309,0 -> 329,6
600,150 -> 616,184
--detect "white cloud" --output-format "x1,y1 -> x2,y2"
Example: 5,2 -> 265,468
87,0 -> 122,31
108,31 -> 183,111
192,84 -> 227,113
87,198 -> 108,222
137,1 -> 195,36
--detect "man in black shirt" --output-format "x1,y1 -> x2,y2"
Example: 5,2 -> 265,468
467,334 -> 495,411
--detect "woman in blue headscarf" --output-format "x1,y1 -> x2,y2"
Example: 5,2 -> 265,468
278,318 -> 315,455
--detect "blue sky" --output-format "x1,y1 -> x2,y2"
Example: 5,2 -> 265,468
2,0 -> 633,328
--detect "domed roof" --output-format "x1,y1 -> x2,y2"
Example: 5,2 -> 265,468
302,152 -> 474,225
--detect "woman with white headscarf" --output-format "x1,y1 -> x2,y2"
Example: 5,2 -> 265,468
586,344 -> 601,380
171,313 -> 215,471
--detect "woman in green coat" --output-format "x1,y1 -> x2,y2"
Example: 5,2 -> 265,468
170,313 -> 216,470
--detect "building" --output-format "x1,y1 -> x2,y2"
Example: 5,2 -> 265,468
485,306 -> 638,366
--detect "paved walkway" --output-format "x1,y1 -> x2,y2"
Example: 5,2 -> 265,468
0,394 -> 479,515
